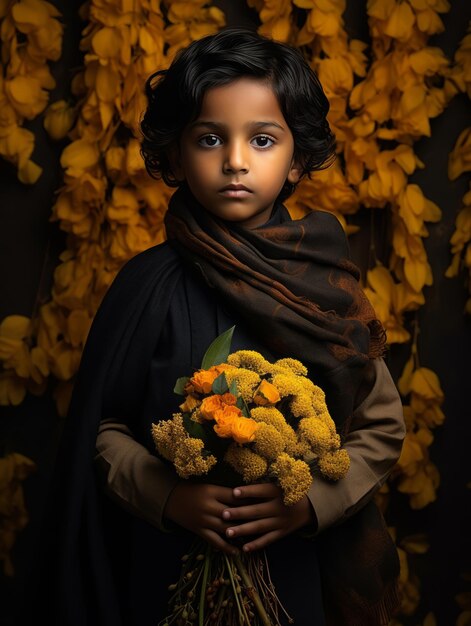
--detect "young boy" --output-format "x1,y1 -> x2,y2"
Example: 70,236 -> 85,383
29,28 -> 405,626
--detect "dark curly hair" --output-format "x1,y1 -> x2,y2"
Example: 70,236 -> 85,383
140,27 -> 336,201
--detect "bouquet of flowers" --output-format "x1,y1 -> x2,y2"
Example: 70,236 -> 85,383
151,326 -> 350,626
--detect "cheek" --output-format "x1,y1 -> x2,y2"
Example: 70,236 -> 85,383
185,151 -> 218,177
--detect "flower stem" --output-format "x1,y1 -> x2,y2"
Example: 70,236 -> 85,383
234,553 -> 272,626
198,546 -> 211,626
224,553 -> 248,624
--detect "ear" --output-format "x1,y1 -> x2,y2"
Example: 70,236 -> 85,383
287,158 -> 302,185
167,143 -> 185,182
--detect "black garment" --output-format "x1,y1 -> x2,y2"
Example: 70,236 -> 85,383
23,205 -> 325,626
103,259 -> 325,625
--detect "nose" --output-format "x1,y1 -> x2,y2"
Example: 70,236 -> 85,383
222,140 -> 249,174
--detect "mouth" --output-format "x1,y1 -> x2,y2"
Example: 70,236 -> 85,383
219,183 -> 253,197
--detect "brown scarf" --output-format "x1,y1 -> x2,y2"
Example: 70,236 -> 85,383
164,183 -> 386,431
164,184 -> 401,626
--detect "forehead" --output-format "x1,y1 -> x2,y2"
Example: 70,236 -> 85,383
190,77 -> 287,128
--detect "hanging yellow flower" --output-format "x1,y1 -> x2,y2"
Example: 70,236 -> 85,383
0,452 -> 36,576
0,0 -> 64,182
43,100 -> 75,140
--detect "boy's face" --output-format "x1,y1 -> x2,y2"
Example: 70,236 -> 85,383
171,77 -> 301,229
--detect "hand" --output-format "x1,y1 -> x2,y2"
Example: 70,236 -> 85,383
221,483 -> 316,553
163,482 -> 243,555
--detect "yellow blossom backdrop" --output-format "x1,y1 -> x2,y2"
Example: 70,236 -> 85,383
0,1 -> 470,625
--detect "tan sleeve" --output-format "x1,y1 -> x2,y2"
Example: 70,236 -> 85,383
307,358 -> 406,534
94,419 -> 180,531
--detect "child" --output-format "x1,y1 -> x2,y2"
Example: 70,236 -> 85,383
28,27 -> 405,626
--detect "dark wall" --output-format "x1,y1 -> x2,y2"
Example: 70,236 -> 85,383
0,2 -> 470,625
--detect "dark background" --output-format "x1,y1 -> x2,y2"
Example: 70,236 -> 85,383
0,1 -> 470,625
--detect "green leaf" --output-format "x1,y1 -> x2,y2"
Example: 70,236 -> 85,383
174,376 -> 190,396
212,373 -> 229,395
236,396 -> 249,418
182,413 -> 206,440
229,379 -> 239,396
201,326 -> 235,369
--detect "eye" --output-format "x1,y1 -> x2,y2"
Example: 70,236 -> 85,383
198,134 -> 222,148
251,135 -> 275,149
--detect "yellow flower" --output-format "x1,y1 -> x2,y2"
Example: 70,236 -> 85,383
224,444 -> 267,483
106,187 -> 140,225
364,265 -> 425,344
410,368 -> 444,403
286,164 -> 359,230
248,0 -> 293,42
318,449 -> 350,480
250,406 -> 298,454
12,0 -> 63,61
392,217 -> 433,292
151,413 -> 187,461
445,193 -> 471,278
0,371 -> 27,407
398,184 -> 441,237
382,2 -> 415,41
0,452 -> 36,576
60,139 -> 100,177
290,392 -> 317,420
270,372 -> 304,398
164,0 -> 225,61
294,0 -> 344,44
409,47 -> 448,76
65,310 -> 92,349
224,368 -> 260,403
5,76 -> 49,119
270,453 -> 312,506
0,316 -> 32,379
253,422 -> 285,460
253,380 -> 281,406
227,350 -> 272,373
272,357 -> 307,376
174,438 -> 217,478
448,127 -> 471,181
299,417 -> 337,455
43,100 -> 75,140
317,57 -> 354,98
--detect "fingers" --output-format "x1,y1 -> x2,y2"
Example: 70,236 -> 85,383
232,483 -> 281,500
225,517 -> 276,540
240,530 -> 281,553
222,500 -> 275,522
200,529 -> 240,556
207,484 -> 248,507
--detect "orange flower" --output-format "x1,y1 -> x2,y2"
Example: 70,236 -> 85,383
200,394 -> 225,420
220,392 -> 237,405
190,369 -> 218,394
253,380 -> 281,406
179,394 -> 201,413
209,363 -> 236,376
213,413 -> 237,438
214,404 -> 244,423
230,416 -> 259,444
213,405 -> 248,440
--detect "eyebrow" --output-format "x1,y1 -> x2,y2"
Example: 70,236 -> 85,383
188,120 -> 286,132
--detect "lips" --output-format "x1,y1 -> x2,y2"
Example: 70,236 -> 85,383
220,183 -> 252,192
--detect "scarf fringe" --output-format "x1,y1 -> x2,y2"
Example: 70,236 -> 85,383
336,580 -> 402,626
